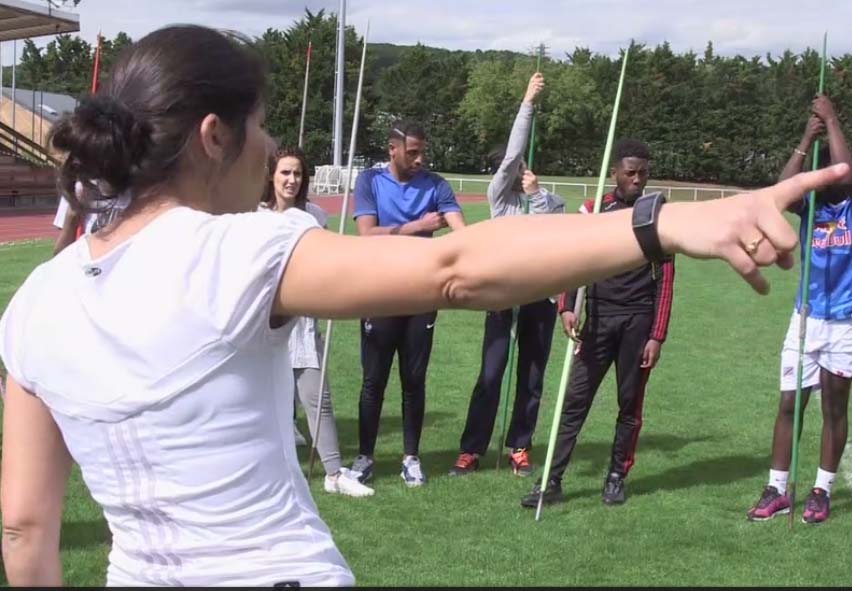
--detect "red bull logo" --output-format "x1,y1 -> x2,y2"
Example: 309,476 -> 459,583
812,219 -> 852,249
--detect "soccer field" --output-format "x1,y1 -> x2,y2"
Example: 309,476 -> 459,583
0,202 -> 846,586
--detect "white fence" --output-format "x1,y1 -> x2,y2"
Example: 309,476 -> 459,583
444,177 -> 751,202
311,165 -> 365,195
309,169 -> 752,201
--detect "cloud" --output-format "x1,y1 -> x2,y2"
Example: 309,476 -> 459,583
11,0 -> 847,63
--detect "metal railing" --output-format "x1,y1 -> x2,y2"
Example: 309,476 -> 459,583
444,177 -> 751,202
0,119 -> 57,167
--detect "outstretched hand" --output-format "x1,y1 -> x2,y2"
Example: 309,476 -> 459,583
658,163 -> 850,294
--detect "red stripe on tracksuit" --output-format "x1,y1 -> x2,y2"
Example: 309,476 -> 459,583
623,368 -> 651,476
650,258 -> 675,342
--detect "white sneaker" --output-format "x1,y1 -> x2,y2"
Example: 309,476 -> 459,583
294,423 -> 307,446
324,468 -> 375,497
401,455 -> 426,487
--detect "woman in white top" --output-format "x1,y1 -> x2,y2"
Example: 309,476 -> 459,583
264,144 -> 373,498
0,24 -> 846,587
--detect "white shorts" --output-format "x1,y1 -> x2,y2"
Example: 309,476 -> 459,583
780,311 -> 852,391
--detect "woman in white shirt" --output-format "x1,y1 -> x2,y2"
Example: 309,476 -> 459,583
0,23 -> 846,588
266,144 -> 373,498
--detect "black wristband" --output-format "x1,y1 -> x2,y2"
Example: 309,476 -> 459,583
632,192 -> 667,263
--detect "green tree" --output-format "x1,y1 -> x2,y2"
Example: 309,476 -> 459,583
257,9 -> 376,170
375,44 -> 472,170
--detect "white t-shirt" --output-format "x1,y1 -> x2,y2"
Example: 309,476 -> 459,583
288,202 -> 329,369
0,206 -> 354,586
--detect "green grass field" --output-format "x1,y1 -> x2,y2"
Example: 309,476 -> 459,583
0,203 -> 846,586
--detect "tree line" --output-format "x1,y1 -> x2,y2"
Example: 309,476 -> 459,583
6,9 -> 851,187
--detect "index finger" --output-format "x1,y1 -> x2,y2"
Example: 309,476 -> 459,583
769,163 -> 849,213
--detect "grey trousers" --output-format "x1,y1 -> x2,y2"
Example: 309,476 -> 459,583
294,365 -> 342,476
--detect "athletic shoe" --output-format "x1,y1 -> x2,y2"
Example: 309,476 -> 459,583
349,454 -> 374,484
294,422 -> 307,446
401,455 -> 427,487
510,448 -> 534,477
802,487 -> 830,524
602,471 -> 626,505
746,485 -> 791,521
448,452 -> 479,476
521,477 -> 564,508
324,468 -> 375,497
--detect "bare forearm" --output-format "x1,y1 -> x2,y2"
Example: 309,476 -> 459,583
442,210 -> 645,310
361,220 -> 423,236
779,143 -> 810,182
825,118 -> 852,182
444,211 -> 466,230
3,528 -> 62,585
52,219 -> 79,256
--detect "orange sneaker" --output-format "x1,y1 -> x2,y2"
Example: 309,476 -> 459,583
509,448 -> 533,477
448,452 -> 479,476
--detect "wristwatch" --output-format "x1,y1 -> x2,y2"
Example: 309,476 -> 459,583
632,192 -> 667,263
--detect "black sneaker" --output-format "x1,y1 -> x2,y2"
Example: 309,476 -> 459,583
602,472 -> 626,505
521,477 -> 564,508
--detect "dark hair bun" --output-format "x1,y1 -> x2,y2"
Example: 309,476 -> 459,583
51,95 -> 151,196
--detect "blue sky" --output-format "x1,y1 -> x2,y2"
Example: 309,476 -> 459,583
5,0 -> 847,64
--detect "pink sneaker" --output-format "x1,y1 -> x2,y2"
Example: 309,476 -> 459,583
747,485 -> 791,521
802,487 -> 830,524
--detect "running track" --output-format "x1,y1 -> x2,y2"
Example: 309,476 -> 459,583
0,194 -> 488,244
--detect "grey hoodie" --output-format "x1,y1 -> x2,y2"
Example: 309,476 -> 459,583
487,102 -> 565,218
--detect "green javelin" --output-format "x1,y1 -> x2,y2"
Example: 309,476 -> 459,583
496,42 -> 545,469
789,31 -> 828,528
535,45 -> 630,521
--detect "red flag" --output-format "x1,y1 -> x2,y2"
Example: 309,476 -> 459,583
91,33 -> 103,94
78,33 -> 104,239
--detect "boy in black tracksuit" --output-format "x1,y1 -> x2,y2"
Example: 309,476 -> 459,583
521,139 -> 676,507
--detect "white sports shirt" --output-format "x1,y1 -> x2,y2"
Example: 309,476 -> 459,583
0,205 -> 355,586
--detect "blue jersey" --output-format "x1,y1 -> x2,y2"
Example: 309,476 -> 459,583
353,167 -> 461,237
796,197 -> 852,320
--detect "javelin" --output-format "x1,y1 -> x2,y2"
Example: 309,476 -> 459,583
496,42 -> 545,470
535,45 -> 630,521
308,21 -> 370,480
789,31 -> 828,528
298,40 -> 313,149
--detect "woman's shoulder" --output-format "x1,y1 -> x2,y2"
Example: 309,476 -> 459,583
305,202 -> 329,227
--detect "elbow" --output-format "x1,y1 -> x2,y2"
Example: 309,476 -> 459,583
2,519 -> 49,564
440,277 -> 476,310
2,498 -> 61,548
2,514 -> 55,545
434,247 -> 478,310
1,517 -> 61,567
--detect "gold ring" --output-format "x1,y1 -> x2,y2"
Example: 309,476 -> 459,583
745,236 -> 765,254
